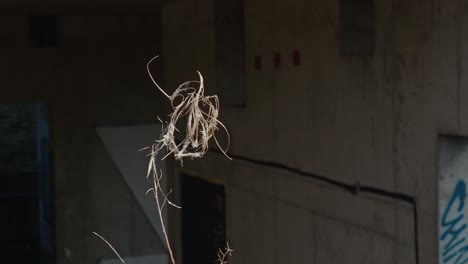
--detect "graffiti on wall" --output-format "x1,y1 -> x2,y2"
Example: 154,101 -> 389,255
439,136 -> 468,264
439,179 -> 468,263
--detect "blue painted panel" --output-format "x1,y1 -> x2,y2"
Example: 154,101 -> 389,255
35,102 -> 55,264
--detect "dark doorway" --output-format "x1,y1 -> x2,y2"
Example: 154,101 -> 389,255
181,172 -> 226,264
0,102 -> 55,263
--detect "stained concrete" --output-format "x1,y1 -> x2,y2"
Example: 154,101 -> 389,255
162,0 -> 468,263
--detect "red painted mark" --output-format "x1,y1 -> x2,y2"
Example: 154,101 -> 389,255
254,56 -> 262,71
274,52 -> 281,69
293,49 -> 301,66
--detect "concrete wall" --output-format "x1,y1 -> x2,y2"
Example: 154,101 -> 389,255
162,0 -> 468,263
0,13 -> 166,263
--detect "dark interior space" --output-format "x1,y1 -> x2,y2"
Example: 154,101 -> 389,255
0,103 -> 54,263
181,172 -> 226,264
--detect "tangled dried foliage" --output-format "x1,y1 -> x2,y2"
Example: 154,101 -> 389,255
145,56 -> 232,264
217,243 -> 234,264
147,56 -> 231,162
95,56 -> 233,264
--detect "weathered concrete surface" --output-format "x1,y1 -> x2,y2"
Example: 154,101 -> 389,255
162,0 -> 468,263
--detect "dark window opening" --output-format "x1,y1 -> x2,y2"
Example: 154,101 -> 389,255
340,0 -> 375,56
28,14 -> 58,48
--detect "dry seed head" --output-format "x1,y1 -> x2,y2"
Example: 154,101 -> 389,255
147,56 -> 231,162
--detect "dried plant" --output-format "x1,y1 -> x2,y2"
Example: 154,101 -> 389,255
145,56 -> 232,264
146,56 -> 231,162
217,242 -> 234,264
95,56 -> 233,264
93,232 -> 125,264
